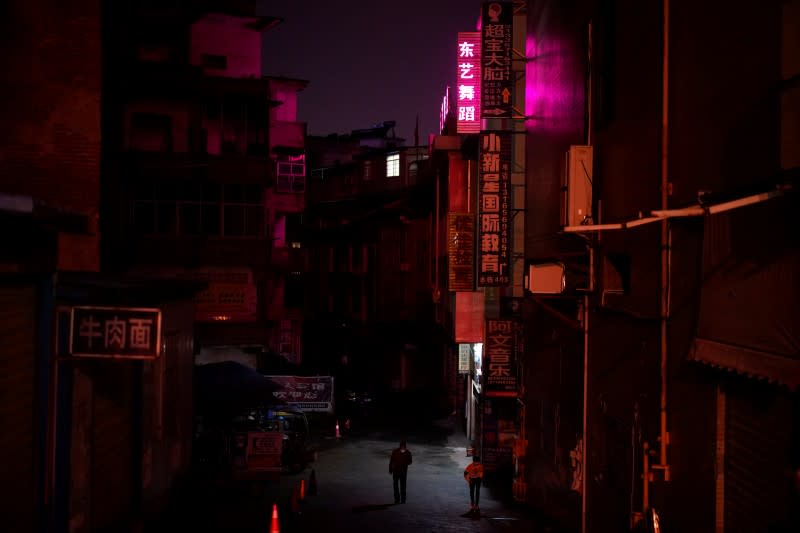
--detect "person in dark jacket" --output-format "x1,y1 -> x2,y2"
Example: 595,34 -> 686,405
389,439 -> 413,504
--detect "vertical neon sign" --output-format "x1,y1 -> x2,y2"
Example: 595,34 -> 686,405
456,32 -> 481,134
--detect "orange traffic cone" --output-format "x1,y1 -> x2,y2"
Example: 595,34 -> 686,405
270,503 -> 280,533
335,420 -> 341,438
299,479 -> 306,502
308,469 -> 318,496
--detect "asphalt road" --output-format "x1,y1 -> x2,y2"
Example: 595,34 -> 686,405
147,415 -> 559,532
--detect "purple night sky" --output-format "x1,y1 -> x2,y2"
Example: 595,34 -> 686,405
259,0 -> 483,144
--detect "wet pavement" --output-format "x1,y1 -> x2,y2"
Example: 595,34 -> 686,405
146,414 -> 562,532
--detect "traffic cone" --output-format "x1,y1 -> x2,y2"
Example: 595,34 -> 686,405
308,469 -> 318,496
270,503 -> 280,533
335,420 -> 341,438
299,479 -> 306,501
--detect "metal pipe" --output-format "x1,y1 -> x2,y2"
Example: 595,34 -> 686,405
658,0 -> 671,476
581,245 -> 594,533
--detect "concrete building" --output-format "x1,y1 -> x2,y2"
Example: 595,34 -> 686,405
303,122 -> 449,409
520,1 -> 800,532
435,1 -> 799,532
0,1 -> 200,531
101,0 -> 308,371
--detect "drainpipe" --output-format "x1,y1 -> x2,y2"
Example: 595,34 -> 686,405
581,245 -> 593,533
651,0 -> 672,487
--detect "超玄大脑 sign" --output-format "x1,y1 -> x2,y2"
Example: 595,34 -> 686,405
69,306 -> 162,359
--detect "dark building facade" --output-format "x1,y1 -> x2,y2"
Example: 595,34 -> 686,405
101,0 -> 308,371
519,1 -> 800,532
303,123 -> 451,409
0,1 -> 200,531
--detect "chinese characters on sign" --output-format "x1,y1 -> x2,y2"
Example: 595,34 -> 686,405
448,212 -> 475,291
484,319 -> 517,397
478,131 -> 511,286
69,306 -> 162,359
456,32 -> 481,134
481,2 -> 513,119
265,375 -> 334,413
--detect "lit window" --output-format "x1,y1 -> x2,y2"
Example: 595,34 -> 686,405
277,155 -> 306,193
386,153 -> 399,177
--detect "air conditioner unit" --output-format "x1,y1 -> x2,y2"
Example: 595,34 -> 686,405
525,263 -> 566,294
561,145 -> 593,227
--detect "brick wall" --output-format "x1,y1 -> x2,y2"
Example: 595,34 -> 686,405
0,0 -> 101,272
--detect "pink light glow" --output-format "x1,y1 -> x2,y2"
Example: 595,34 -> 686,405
456,32 -> 481,134
524,34 -> 585,134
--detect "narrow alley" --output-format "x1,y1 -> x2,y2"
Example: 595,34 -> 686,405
148,415 -> 557,532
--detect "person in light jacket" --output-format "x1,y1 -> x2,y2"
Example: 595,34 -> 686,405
463,455 -> 484,512
389,440 -> 412,504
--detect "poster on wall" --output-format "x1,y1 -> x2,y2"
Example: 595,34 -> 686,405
483,319 -> 517,396
477,131 -> 511,286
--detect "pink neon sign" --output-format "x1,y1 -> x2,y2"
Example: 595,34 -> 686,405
456,32 -> 481,134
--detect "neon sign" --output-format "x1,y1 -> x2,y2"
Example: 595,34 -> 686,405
456,32 -> 481,134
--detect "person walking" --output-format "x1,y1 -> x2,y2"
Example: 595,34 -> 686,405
463,455 -> 484,513
389,440 -> 412,504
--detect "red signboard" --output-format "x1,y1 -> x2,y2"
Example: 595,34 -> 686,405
478,131 -> 511,286
246,431 -> 283,472
456,32 -> 481,133
448,212 -> 475,291
480,2 -> 513,119
483,319 -> 517,397
455,292 -> 485,343
69,306 -> 162,359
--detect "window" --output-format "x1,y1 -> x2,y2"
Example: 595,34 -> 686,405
386,153 -> 400,177
131,181 -> 264,237
201,54 -> 227,70
363,161 -> 372,181
277,155 -> 306,193
130,113 -> 173,152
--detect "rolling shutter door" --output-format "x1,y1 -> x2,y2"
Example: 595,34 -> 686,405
725,386 -> 792,533
0,286 -> 37,532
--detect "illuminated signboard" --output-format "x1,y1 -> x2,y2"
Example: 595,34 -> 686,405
456,32 -> 481,133
480,2 -> 513,119
483,319 -> 517,397
448,212 -> 475,291
69,306 -> 162,359
478,131 -> 511,286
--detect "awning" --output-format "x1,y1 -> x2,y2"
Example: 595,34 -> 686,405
689,338 -> 800,388
690,195 -> 800,389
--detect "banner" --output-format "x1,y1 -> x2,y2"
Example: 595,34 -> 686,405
266,375 -> 334,413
